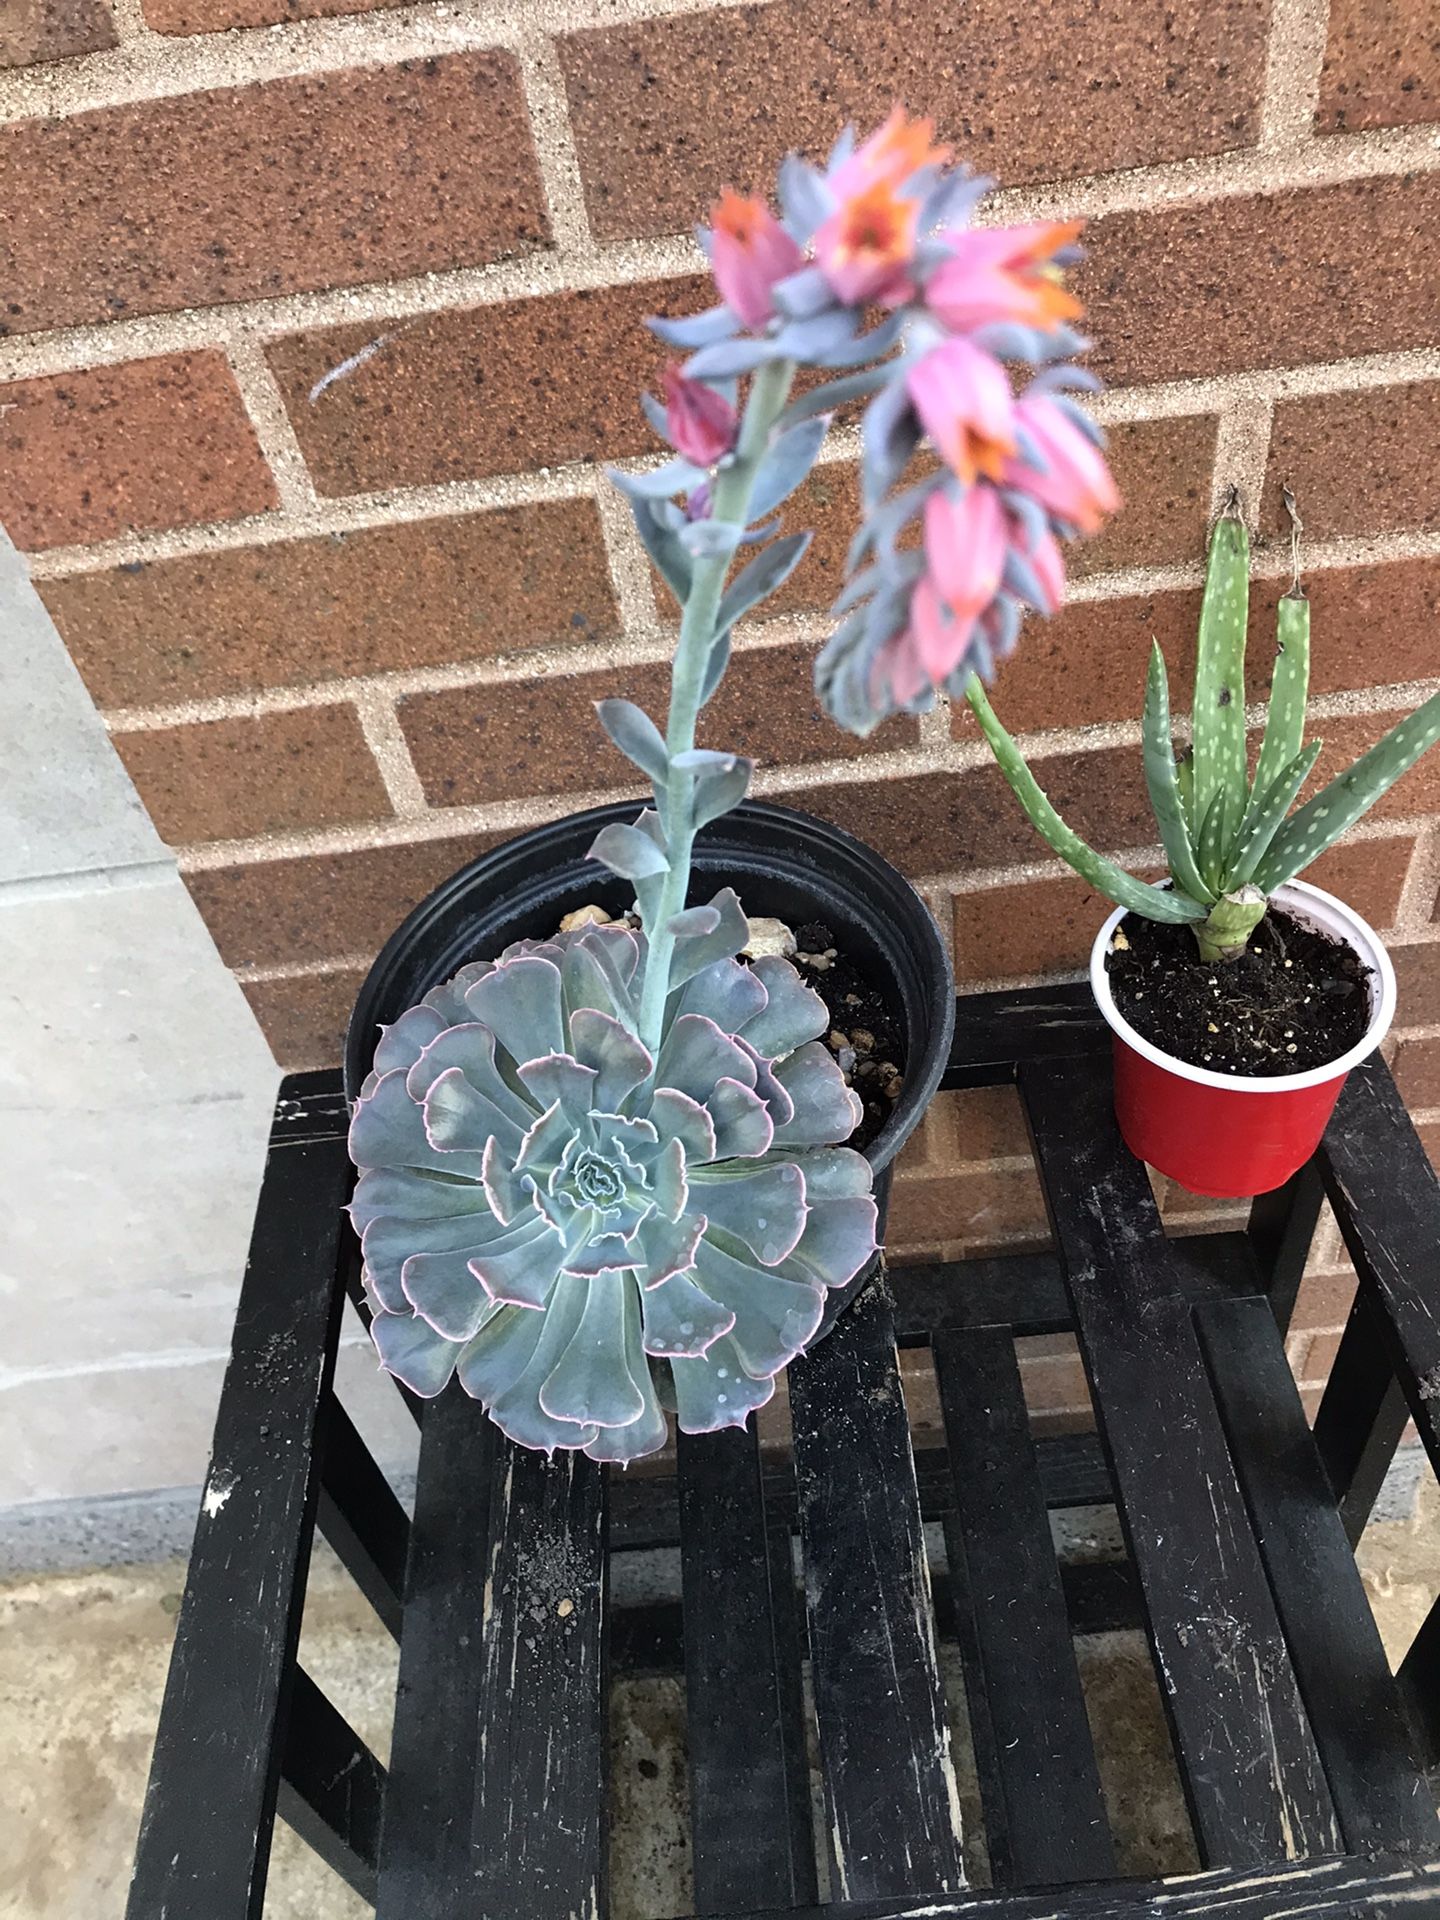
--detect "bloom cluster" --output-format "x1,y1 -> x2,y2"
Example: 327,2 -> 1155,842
640,109 -> 1119,735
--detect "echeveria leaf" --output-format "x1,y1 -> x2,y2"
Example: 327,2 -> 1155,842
371,1309 -> 462,1398
401,1247 -> 499,1343
740,955 -> 829,1057
748,422 -> 830,521
596,698 -> 670,784
641,1272 -> 736,1356
589,821 -> 671,882
687,1159 -> 807,1265
648,303 -> 740,349
669,1333 -> 776,1432
715,532 -> 813,634
692,1236 -> 824,1377
540,1267 -> 648,1430
769,1042 -> 864,1147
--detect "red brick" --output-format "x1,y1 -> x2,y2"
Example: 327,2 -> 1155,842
800,743 -> 1153,880
1018,1352 -> 1092,1420
1078,177 -> 1440,387
1160,1184 -> 1250,1226
1264,384 -> 1440,541
887,1164 -> 1051,1256
1302,835 -> 1414,932
41,501 -> 619,709
1075,415 -> 1218,578
113,707 -> 392,845
1392,942 -> 1440,1028
0,354 -> 275,551
0,55 -> 546,336
267,277 -> 706,498
1,0 -> 115,66
1318,0 -> 1440,133
147,0 -> 401,29
958,563 -> 1440,740
1302,708 -> 1440,825
559,0 -> 1266,243
1418,1119 -> 1440,1176
1292,1266 -> 1357,1334
1256,561 -> 1440,701
954,873 -> 1130,984
925,1085 -> 1033,1166
399,642 -> 916,809
957,585 -> 1201,734
185,831 -> 507,970
1394,1036 -> 1440,1110
1296,1329 -> 1345,1384
241,966 -> 369,1070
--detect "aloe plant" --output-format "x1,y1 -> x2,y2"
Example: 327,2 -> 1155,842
967,496 -> 1440,964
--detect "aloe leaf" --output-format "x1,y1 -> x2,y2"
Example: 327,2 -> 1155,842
1192,510 -> 1250,829
1250,591 -> 1311,803
1227,741 -> 1323,888
1194,784 -> 1233,895
1254,689 -> 1440,891
1175,744 -> 1194,827
966,680 -> 1206,925
1141,642 -> 1217,905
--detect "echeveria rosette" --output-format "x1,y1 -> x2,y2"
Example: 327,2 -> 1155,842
350,909 -> 878,1464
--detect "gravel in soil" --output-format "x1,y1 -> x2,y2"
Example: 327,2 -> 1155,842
1105,905 -> 1371,1077
790,920 -> 905,1153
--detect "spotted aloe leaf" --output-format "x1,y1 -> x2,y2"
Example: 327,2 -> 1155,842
351,918 -> 877,1464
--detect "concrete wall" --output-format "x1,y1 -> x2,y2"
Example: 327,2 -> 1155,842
0,528 -> 279,1525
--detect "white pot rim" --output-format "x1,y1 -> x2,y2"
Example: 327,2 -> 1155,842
1089,878 -> 1397,1094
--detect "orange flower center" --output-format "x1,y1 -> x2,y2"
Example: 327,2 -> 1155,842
835,182 -> 917,268
713,187 -> 766,249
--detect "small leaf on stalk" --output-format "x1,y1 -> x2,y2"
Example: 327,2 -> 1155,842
648,304 -> 741,349
596,699 -> 670,784
678,518 -> 748,559
747,419 -> 830,521
623,494 -> 691,607
715,532 -> 813,632
589,822 -> 671,881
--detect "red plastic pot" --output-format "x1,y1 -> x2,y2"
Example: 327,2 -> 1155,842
1089,880 -> 1397,1199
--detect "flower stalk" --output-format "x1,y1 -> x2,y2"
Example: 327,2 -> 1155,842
635,357 -> 797,1057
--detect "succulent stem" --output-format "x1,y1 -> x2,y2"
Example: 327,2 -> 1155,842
635,357 -> 798,1055
1193,886 -> 1267,964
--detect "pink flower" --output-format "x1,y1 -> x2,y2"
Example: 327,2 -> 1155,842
906,337 -> 1016,486
1006,393 -> 1119,537
710,188 -> 804,332
814,179 -> 920,308
830,106 -> 950,199
924,484 -> 1007,641
925,221 -> 1085,335
663,364 -> 737,467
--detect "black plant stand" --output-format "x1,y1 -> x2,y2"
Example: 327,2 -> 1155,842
127,984 -> 1440,1919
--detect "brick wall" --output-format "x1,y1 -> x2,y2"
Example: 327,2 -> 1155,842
3,0 -> 1438,1422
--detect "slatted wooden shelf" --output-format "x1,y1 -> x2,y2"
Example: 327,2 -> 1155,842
127,987 -> 1440,1920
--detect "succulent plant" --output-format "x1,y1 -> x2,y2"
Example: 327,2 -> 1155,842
350,111 -> 1116,1456
966,495 -> 1440,963
350,902 -> 876,1462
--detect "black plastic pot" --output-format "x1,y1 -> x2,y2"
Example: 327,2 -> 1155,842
344,797 -> 955,1331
